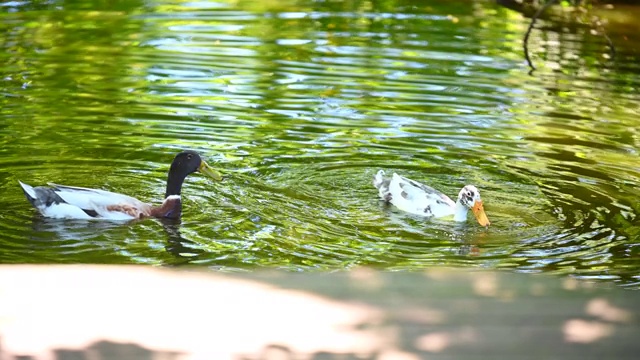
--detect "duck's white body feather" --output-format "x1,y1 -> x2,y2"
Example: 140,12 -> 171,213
19,181 -> 153,220
39,202 -> 100,220
374,171 -> 458,217
48,183 -> 148,212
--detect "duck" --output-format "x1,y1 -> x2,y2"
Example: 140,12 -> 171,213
19,150 -> 222,220
373,170 -> 490,227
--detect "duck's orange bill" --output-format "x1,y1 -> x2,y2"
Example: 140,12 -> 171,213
472,200 -> 490,227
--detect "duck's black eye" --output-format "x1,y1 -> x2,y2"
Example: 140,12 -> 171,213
187,154 -> 193,160
465,192 -> 473,203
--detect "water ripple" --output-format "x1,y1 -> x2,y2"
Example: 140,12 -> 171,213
0,0 -> 639,287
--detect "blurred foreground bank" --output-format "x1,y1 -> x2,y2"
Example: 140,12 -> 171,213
0,266 -> 638,359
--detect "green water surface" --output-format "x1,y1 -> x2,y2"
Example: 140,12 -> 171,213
1,0 -> 639,287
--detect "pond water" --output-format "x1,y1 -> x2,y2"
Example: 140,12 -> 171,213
1,0 -> 639,287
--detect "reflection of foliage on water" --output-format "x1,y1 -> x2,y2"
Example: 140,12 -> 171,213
497,0 -> 640,71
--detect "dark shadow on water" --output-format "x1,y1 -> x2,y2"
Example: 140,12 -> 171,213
159,217 -> 208,265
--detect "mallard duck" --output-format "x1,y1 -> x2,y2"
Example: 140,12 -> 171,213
19,150 -> 222,220
373,170 -> 490,227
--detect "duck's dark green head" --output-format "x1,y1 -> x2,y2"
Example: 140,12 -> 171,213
165,151 -> 222,198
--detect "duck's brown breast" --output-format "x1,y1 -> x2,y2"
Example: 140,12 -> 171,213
149,196 -> 182,219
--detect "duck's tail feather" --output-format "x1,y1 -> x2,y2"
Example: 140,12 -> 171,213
373,170 -> 387,189
18,181 -> 37,204
18,181 -> 67,208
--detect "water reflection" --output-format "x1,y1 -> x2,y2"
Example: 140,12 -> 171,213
30,217 -> 126,243
160,218 -> 210,265
0,0 -> 639,287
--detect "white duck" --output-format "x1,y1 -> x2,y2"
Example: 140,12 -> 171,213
373,170 -> 490,227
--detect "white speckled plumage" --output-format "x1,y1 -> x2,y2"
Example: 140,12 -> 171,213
373,170 -> 490,226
